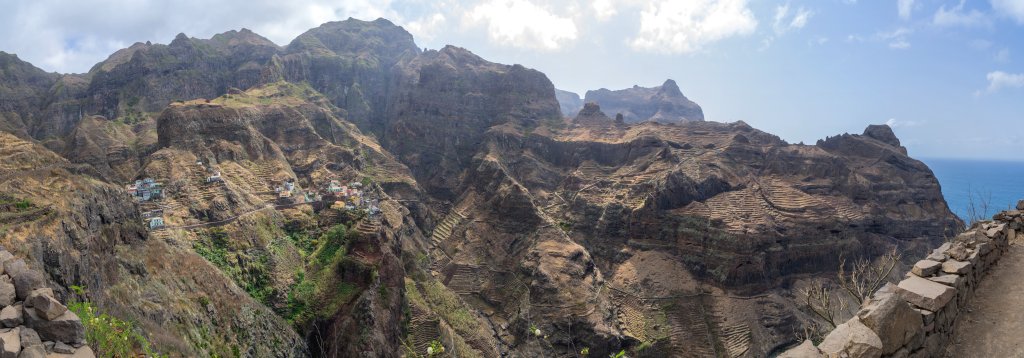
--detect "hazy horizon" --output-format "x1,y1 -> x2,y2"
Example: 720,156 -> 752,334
2,0 -> 1021,161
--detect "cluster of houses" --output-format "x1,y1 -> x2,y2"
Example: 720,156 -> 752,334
126,169 -> 384,233
327,180 -> 380,215
126,178 -> 164,202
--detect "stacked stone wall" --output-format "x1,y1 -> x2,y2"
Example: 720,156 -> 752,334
780,201 -> 1024,358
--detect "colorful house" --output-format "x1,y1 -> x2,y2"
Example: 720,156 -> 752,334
207,171 -> 222,183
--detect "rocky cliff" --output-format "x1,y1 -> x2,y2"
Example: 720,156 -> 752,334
0,18 -> 962,358
582,79 -> 705,123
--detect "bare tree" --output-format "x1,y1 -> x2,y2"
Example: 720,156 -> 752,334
837,247 -> 902,305
800,247 -> 902,330
965,186 -> 993,226
800,280 -> 849,329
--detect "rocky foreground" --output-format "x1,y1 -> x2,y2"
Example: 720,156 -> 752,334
782,201 -> 1023,358
0,18 -> 963,357
0,247 -> 93,358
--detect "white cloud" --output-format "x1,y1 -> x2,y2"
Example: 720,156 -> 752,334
985,71 -> 1024,93
630,0 -> 757,54
0,0 -> 403,73
592,0 -> 618,21
404,13 -> 446,42
773,3 -> 813,34
934,1 -> 990,27
877,28 -> 912,49
465,0 -> 578,50
991,0 -> 1024,23
898,0 -> 915,20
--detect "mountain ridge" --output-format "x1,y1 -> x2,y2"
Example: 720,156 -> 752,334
0,18 -> 961,358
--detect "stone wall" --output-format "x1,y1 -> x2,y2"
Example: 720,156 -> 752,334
0,246 -> 93,357
780,201 -> 1024,358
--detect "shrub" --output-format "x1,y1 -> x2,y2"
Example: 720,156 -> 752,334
68,289 -> 162,358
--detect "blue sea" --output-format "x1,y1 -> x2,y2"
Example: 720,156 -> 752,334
921,158 -> 1024,223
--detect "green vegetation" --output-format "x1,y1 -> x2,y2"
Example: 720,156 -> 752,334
13,199 -> 31,210
68,286 -> 162,358
192,227 -> 275,304
282,223 -> 363,327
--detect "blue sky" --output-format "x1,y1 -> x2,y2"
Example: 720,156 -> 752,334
1,0 -> 1022,160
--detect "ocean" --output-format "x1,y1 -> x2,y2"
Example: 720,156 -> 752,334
921,158 -> 1024,223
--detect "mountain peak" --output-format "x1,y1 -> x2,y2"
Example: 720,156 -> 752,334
658,79 -> 682,97
862,124 -> 902,148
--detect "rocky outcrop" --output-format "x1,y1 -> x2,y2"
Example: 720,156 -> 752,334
583,79 -> 704,123
0,248 -> 92,357
780,205 -> 1020,357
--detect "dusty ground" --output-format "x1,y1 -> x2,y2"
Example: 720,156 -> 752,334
946,242 -> 1024,357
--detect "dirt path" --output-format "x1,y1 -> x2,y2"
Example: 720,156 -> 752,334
945,242 -> 1024,357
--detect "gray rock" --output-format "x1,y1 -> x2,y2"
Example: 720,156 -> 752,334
28,295 -> 66,321
51,341 -> 73,354
911,260 -> 941,277
17,328 -> 39,350
896,275 -> 955,311
1017,199 -> 1024,211
857,291 -> 922,355
22,309 -> 83,346
818,317 -> 883,358
0,305 -> 21,328
0,280 -> 15,308
0,327 -> 19,358
778,340 -> 824,358
16,344 -> 43,358
941,259 -> 971,275
41,342 -> 52,354
945,242 -> 971,261
22,289 -> 51,310
1,261 -> 43,301
928,274 -> 962,289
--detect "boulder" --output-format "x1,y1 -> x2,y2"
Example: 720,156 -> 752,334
52,341 -> 74,354
18,328 -> 40,350
818,317 -> 883,358
16,345 -> 43,358
0,327 -> 19,358
778,340 -> 824,358
945,242 -> 971,261
856,291 -> 923,355
896,275 -> 955,311
22,289 -> 52,310
1017,200 -> 1024,211
1,261 -> 43,301
0,305 -> 21,327
911,260 -> 941,277
941,260 -> 971,275
0,280 -> 15,308
22,309 -> 84,346
28,295 -> 66,321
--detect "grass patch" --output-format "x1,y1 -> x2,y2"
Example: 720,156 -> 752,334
192,227 -> 276,304
69,286 -> 163,358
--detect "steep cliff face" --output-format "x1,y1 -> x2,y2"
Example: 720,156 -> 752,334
381,45 -> 561,198
0,132 -> 306,357
0,52 -> 58,137
584,79 -> 705,123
